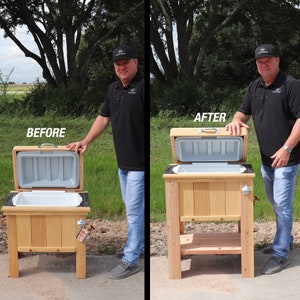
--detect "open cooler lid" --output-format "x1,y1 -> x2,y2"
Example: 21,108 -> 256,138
170,127 -> 248,164
12,144 -> 83,191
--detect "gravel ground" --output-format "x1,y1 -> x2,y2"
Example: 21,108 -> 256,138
1,213 -> 300,256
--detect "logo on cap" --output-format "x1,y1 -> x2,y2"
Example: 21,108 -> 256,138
116,49 -> 126,57
257,47 -> 268,55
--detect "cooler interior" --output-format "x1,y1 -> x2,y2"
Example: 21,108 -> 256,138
175,136 -> 243,162
12,191 -> 82,207
16,151 -> 79,188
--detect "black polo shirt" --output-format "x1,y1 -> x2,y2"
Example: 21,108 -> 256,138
239,69 -> 300,166
100,71 -> 144,170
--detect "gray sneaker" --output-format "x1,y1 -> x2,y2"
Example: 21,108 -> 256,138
108,261 -> 140,280
261,256 -> 289,275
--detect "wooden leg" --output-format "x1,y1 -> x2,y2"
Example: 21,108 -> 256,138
6,216 -> 19,278
165,181 -> 182,279
76,239 -> 86,279
240,181 -> 254,278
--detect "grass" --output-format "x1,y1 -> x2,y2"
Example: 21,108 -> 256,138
150,113 -> 300,222
0,115 -> 124,220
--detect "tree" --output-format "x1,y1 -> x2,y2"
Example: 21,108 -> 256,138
0,0 -> 144,88
0,68 -> 14,102
150,0 -> 248,86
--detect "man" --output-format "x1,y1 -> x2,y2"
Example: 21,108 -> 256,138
226,44 -> 300,274
67,45 -> 144,279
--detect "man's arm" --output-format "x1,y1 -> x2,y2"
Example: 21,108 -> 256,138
271,118 -> 300,168
283,118 -> 300,150
67,115 -> 110,154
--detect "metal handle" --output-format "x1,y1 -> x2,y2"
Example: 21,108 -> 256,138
198,128 -> 220,134
38,143 -> 57,148
242,184 -> 251,195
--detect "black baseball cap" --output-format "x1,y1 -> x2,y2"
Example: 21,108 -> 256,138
254,44 -> 279,59
112,45 -> 138,62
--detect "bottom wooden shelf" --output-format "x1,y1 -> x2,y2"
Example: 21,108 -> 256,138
180,232 -> 241,255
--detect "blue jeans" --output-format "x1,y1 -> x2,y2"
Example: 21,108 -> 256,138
261,164 -> 299,259
118,168 -> 144,266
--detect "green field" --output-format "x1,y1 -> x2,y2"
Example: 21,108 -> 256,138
7,84 -> 34,92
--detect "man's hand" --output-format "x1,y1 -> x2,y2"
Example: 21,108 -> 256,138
271,147 -> 291,168
67,140 -> 89,154
225,121 -> 250,135
225,112 -> 250,135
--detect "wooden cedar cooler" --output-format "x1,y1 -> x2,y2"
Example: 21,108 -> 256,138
163,127 -> 255,278
2,144 -> 90,278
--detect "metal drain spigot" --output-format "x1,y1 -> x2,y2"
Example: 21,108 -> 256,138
242,184 -> 250,195
77,218 -> 86,229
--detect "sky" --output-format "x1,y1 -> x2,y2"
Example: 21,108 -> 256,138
0,28 -> 44,84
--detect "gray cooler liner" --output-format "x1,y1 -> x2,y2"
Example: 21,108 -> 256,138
172,163 -> 246,174
175,136 -> 243,162
17,151 -> 79,188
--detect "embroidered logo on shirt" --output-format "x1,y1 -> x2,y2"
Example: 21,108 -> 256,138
272,88 -> 281,93
128,88 -> 137,94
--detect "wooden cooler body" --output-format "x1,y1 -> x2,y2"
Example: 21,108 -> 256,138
163,128 -> 255,278
2,145 -> 90,279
